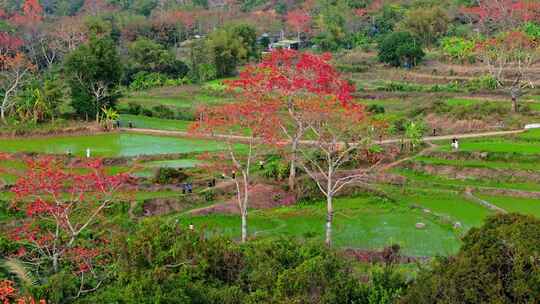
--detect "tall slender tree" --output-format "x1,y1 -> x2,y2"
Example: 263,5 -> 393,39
191,101 -> 279,242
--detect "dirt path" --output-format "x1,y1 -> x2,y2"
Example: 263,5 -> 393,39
464,188 -> 507,214
121,128 -> 526,146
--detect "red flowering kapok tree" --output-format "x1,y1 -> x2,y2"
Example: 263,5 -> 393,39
293,97 -> 386,246
229,49 -> 354,191
476,31 -> 539,112
191,101 -> 279,242
286,9 -> 312,40
9,157 -> 129,294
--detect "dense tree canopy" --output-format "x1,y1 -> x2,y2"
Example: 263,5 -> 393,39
403,213 -> 540,303
64,35 -> 123,121
377,31 -> 425,67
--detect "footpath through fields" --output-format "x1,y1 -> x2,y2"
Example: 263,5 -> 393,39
120,127 -> 526,145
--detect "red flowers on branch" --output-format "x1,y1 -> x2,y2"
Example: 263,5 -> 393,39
0,280 -> 45,304
8,157 -> 129,293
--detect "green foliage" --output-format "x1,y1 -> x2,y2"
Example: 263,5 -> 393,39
367,104 -> 385,114
399,6 -> 449,46
441,36 -> 475,63
154,167 -> 188,184
129,72 -> 189,91
260,156 -> 289,181
377,32 -> 425,67
207,29 -> 250,77
523,21 -> 540,39
151,104 -> 175,119
227,23 -> 258,59
82,219 -> 407,303
126,38 -> 189,81
186,38 -> 217,83
373,5 -> 405,36
351,32 -> 372,51
313,0 -> 350,51
64,36 -> 123,120
403,213 -> 540,303
465,74 -> 498,92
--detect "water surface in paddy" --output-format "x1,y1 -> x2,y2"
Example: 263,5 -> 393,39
0,133 -> 228,157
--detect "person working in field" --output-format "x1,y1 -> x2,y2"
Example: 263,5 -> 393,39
451,138 -> 459,151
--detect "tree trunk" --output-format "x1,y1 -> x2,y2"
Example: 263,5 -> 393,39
52,253 -> 59,273
325,194 -> 334,246
0,106 -> 5,124
511,97 -> 518,113
288,136 -> 299,190
241,173 -> 249,243
241,211 -> 248,243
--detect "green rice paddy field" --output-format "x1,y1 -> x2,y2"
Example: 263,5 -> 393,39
2,127 -> 540,257
0,133 -> 230,157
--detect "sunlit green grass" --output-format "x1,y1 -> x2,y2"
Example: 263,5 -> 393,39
119,114 -> 192,131
438,138 -> 540,154
395,167 -> 540,192
477,195 -> 540,217
414,156 -> 540,171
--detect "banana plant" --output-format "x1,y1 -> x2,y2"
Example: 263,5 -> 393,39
101,107 -> 119,131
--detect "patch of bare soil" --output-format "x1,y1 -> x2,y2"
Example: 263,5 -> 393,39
189,183 -> 296,216
141,195 -> 201,217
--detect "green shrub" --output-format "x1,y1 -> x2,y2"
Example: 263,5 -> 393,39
441,36 -> 475,63
403,213 -> 540,303
129,72 -> 168,91
141,108 -> 153,117
260,156 -> 289,181
465,74 -> 498,92
84,219 -> 406,303
154,167 -> 188,184
377,32 -> 425,67
335,63 -> 369,73
176,108 -> 197,121
152,105 -> 175,119
367,104 -> 386,114
127,102 -> 143,115
523,21 -> 540,39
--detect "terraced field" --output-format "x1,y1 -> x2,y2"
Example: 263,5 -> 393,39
0,133 -> 232,157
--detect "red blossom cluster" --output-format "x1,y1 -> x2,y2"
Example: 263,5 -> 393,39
66,247 -> 101,274
0,280 -> 45,304
229,49 -> 354,105
8,157 -> 129,276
